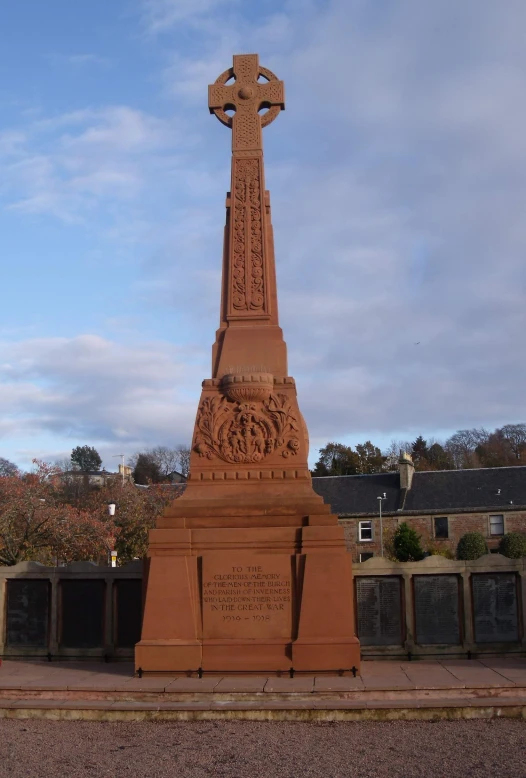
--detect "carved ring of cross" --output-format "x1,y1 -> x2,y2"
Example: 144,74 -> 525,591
208,54 -> 285,131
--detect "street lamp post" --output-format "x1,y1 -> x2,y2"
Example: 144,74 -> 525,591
107,503 -> 117,566
113,454 -> 125,487
377,494 -> 387,557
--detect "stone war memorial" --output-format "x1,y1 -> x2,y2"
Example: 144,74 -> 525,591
136,54 -> 360,674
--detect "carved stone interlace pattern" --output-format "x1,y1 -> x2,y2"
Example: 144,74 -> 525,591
231,157 -> 265,312
233,112 -> 261,151
208,55 -> 285,150
194,394 -> 300,464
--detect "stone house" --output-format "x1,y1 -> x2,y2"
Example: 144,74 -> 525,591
166,470 -> 187,484
62,463 -> 134,488
312,454 -> 526,562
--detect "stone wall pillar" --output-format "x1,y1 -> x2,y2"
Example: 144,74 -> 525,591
104,576 -> 114,655
0,576 -> 6,653
460,569 -> 474,648
49,573 -> 59,655
402,573 -> 415,652
520,561 -> 526,651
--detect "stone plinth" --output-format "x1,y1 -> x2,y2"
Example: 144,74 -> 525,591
136,520 -> 359,673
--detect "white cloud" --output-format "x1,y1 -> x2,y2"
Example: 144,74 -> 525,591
0,130 -> 26,158
141,0 -> 239,32
1,106 -> 183,221
0,336 -> 200,455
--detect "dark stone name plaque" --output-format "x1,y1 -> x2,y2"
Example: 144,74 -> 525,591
356,576 -> 403,646
6,579 -> 50,648
472,573 -> 519,643
414,575 -> 460,645
115,579 -> 143,647
60,580 -> 105,648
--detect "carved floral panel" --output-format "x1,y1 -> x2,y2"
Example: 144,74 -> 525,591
230,157 -> 266,314
194,393 -> 300,464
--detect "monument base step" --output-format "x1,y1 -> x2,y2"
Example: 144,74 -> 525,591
135,638 -> 361,675
0,657 -> 526,721
1,658 -> 526,720
0,695 -> 525,722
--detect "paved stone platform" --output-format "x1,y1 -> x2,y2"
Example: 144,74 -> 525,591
1,658 -> 526,720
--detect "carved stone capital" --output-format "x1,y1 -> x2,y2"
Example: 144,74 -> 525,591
221,372 -> 274,403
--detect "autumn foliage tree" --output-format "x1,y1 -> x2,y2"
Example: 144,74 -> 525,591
79,480 -> 175,563
0,462 -> 115,566
312,441 -> 385,476
0,461 -> 179,566
312,443 -> 359,476
313,422 -> 526,477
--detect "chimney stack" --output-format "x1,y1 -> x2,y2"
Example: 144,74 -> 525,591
398,451 -> 415,491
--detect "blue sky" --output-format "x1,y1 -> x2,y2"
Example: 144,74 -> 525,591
1,0 -> 525,470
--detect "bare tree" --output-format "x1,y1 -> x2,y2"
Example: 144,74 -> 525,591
54,457 -> 73,472
176,445 -> 191,478
150,446 -> 181,477
128,444 -> 191,479
383,440 -> 412,471
0,457 -> 20,477
445,428 -> 489,468
500,424 -> 526,461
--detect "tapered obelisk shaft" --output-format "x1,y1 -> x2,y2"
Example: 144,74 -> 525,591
209,54 -> 286,378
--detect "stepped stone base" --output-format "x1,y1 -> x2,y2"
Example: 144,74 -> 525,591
136,507 -> 360,675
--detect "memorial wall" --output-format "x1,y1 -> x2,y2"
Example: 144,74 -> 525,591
0,561 -> 142,660
0,554 -> 524,661
354,554 -> 525,657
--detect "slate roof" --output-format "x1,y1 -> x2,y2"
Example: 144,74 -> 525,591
312,466 -> 526,516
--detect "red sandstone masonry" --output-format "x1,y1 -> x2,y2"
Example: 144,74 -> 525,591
136,55 -> 360,675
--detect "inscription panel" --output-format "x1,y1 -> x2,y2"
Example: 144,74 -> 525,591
6,579 -> 50,648
202,554 -> 292,639
472,573 -> 519,643
115,579 -> 143,648
414,575 -> 460,645
60,580 -> 105,648
356,576 -> 403,646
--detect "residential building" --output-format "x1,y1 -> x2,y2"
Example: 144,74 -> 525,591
62,463 -> 134,488
312,453 -> 526,562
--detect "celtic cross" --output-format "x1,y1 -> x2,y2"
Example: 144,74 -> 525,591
208,54 -> 285,154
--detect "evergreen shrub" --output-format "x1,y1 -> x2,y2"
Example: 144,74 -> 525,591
498,532 -> 526,559
393,522 -> 425,562
456,532 -> 488,560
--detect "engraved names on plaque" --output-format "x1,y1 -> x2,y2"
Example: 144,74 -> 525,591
6,579 -> 50,648
414,575 -> 460,645
472,573 -> 519,643
356,576 -> 403,646
60,580 -> 105,648
202,555 -> 292,639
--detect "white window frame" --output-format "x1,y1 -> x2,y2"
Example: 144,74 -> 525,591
489,514 -> 504,537
359,520 -> 373,542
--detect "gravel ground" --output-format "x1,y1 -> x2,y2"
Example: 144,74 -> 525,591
0,719 -> 525,778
